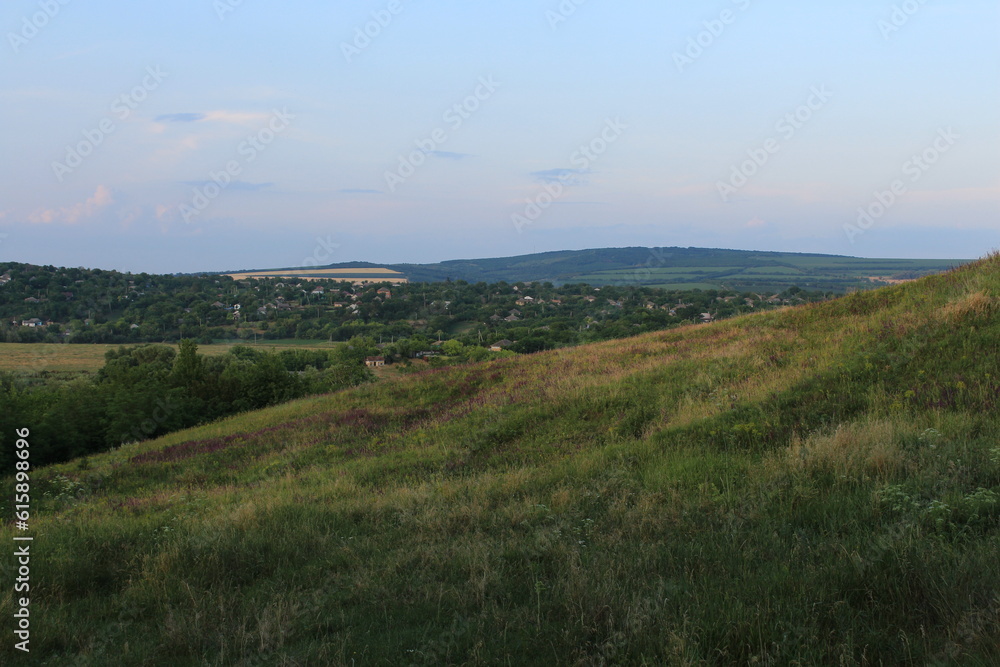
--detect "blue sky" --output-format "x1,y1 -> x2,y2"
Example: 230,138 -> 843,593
1,0 -> 997,273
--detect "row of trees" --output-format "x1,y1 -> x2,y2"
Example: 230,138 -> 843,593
0,341 -> 373,471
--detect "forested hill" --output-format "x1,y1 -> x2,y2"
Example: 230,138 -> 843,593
236,246 -> 966,291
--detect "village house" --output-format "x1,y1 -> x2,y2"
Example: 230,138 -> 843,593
21,318 -> 45,327
377,287 -> 392,299
0,273 -> 11,285
364,356 -> 385,368
24,297 -> 40,303
490,339 -> 513,352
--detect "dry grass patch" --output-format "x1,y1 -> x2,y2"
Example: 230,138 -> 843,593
940,290 -> 998,324
781,420 -> 908,482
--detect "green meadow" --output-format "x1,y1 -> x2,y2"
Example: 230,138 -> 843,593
2,255 -> 999,664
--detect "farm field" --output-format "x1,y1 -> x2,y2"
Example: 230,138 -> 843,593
569,257 -> 965,291
225,267 -> 408,283
0,340 -> 339,374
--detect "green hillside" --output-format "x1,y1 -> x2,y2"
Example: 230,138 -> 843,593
4,255 -> 1000,664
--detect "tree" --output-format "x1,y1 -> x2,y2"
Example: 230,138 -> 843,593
171,339 -> 204,388
442,339 -> 464,357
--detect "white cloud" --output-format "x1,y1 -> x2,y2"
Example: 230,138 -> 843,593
29,185 -> 114,225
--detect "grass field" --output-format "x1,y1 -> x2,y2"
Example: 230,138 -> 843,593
0,340 -> 340,374
2,256 -> 999,664
648,282 -> 722,291
571,256 -> 964,291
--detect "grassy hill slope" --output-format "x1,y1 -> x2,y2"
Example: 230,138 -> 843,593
4,255 -> 1000,664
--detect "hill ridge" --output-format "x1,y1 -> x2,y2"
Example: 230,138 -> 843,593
218,245 -> 968,292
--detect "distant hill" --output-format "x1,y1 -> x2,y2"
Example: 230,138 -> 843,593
11,253 -> 1000,663
227,246 -> 968,292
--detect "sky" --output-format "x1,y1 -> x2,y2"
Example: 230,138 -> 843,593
1,0 -> 998,274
